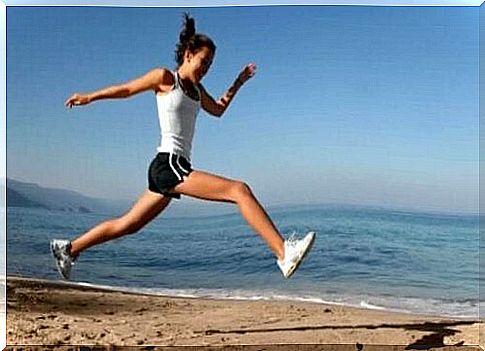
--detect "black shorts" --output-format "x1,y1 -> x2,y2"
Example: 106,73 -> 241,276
148,153 -> 193,199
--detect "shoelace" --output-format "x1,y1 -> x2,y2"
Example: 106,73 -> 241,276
57,246 -> 75,265
286,232 -> 300,249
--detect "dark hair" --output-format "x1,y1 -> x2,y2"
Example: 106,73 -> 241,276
175,13 -> 216,67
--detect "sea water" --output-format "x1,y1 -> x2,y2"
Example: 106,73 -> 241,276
6,205 -> 480,318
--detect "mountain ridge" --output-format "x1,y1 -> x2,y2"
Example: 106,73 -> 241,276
6,178 -> 130,214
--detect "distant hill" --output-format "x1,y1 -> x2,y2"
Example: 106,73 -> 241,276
7,187 -> 49,209
6,179 -> 130,214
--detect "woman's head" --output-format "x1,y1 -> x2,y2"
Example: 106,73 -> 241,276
175,13 -> 216,81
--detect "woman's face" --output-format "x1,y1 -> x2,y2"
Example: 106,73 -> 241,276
184,46 -> 214,83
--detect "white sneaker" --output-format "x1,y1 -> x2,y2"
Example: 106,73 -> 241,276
50,239 -> 75,280
277,231 -> 316,278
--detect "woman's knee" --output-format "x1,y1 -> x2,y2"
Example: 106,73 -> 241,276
230,181 -> 253,202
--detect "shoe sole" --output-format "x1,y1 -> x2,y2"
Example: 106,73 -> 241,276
285,232 -> 316,279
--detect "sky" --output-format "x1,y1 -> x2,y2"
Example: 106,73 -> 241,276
5,4 -> 480,214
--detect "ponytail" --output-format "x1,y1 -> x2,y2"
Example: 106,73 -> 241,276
179,13 -> 196,45
175,13 -> 216,67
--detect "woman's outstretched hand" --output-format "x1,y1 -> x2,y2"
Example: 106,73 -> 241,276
65,93 -> 91,109
237,63 -> 257,84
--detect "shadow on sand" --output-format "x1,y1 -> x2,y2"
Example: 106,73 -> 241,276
199,320 -> 479,350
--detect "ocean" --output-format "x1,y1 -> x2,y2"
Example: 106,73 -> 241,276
6,205 -> 480,319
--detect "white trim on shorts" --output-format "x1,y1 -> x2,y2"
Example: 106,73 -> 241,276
169,153 -> 183,181
176,156 -> 190,175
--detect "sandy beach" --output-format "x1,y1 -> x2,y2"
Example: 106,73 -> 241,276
5,276 -> 481,350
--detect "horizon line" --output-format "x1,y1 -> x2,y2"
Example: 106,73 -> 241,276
4,176 -> 479,218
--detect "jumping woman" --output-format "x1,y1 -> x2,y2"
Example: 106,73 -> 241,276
51,14 -> 315,280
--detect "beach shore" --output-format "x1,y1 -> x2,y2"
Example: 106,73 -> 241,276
6,276 -> 482,349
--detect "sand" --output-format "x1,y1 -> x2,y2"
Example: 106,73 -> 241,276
5,276 -> 482,350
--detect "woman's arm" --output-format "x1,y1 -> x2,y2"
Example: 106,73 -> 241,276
64,68 -> 171,108
201,63 -> 256,118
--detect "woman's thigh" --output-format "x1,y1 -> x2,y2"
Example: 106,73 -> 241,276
172,170 -> 243,203
120,189 -> 171,230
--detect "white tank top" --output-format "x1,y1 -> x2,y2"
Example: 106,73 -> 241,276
156,71 -> 201,161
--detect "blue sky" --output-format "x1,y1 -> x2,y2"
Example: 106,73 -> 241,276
6,5 -> 479,214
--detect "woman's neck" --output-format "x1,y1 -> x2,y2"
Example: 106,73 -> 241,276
177,66 -> 194,83
176,67 -> 199,101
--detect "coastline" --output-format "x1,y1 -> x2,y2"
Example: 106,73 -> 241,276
6,276 -> 481,348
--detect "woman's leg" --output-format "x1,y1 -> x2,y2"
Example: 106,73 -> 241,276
173,170 -> 285,260
70,190 -> 171,257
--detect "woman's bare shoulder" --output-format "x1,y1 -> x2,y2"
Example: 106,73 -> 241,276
152,67 -> 176,94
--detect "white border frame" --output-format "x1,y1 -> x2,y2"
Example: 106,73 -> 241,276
1,1 -> 481,350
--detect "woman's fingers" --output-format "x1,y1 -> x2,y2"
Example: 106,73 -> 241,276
65,94 -> 77,108
65,94 -> 85,108
245,63 -> 256,77
239,63 -> 257,83
247,63 -> 257,76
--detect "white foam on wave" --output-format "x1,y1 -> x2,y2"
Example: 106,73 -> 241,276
360,301 -> 387,310
54,280 -> 479,319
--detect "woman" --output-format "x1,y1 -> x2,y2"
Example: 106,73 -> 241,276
51,14 -> 315,280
